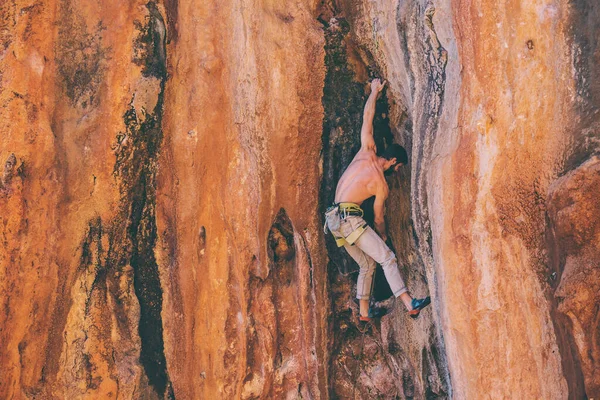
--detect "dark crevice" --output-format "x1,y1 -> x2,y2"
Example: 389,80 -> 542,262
318,11 -> 393,277
317,4 -> 422,398
421,331 -> 449,399
317,2 -> 452,398
111,2 -> 173,398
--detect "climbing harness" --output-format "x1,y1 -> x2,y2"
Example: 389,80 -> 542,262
323,203 -> 368,247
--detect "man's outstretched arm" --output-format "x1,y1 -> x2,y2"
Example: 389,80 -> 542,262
360,78 -> 386,152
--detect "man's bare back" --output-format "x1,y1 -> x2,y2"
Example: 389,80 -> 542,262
334,150 -> 386,205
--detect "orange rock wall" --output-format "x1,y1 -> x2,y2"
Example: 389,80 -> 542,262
1,0 -> 599,398
157,1 -> 327,398
434,0 -> 572,396
433,0 -> 599,397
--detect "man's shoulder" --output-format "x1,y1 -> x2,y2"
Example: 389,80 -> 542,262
357,147 -> 377,157
372,166 -> 389,194
353,148 -> 377,163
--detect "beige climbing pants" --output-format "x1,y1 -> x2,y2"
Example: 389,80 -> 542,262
329,214 -> 408,300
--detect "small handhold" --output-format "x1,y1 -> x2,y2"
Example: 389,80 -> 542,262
526,40 -> 534,50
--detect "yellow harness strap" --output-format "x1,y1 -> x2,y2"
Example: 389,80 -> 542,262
333,203 -> 367,247
338,202 -> 363,213
335,224 -> 367,247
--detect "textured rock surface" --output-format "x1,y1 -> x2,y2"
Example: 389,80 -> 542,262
157,2 -> 327,398
1,0 -> 599,399
548,156 -> 600,397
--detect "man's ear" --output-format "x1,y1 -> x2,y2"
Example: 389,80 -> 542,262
390,157 -> 397,166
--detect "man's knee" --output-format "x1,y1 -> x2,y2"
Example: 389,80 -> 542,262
380,252 -> 398,270
359,261 -> 377,275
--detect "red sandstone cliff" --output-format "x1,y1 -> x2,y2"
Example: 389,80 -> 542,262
1,0 -> 598,398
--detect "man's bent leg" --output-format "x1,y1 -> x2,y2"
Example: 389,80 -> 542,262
353,227 -> 413,310
343,243 -> 376,317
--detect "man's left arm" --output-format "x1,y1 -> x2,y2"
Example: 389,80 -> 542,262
360,79 -> 386,152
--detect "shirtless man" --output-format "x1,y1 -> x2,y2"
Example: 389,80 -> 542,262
326,78 -> 430,321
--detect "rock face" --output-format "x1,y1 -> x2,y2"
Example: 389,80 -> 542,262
1,0 -> 599,399
548,157 -> 600,397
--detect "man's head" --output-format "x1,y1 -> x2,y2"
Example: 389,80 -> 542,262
381,144 -> 408,174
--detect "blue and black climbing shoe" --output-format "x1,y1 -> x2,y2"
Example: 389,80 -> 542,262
358,306 -> 388,323
409,297 -> 431,319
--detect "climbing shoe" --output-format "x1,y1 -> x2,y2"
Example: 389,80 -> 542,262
357,316 -> 372,333
408,297 -> 431,319
358,306 -> 388,322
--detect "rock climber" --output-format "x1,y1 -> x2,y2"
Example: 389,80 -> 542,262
324,78 -> 431,322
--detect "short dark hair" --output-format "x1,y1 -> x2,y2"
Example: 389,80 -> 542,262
382,144 -> 408,165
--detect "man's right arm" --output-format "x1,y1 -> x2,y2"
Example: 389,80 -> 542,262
360,79 -> 385,152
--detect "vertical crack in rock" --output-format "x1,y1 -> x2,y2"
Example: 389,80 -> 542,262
111,3 -> 173,398
317,5 -> 431,397
133,2 -> 167,79
318,11 -> 392,276
421,329 -> 449,398
317,12 -> 373,398
39,3 -> 173,395
317,2 -> 452,398
268,209 -> 296,266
